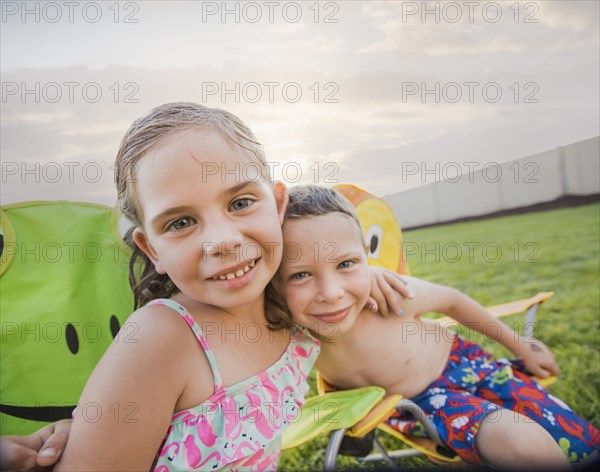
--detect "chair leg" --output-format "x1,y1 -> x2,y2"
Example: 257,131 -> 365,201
525,302 -> 540,339
358,447 -> 426,463
325,399 -> 458,470
394,398 -> 456,457
324,428 -> 347,472
394,398 -> 443,446
373,435 -> 401,470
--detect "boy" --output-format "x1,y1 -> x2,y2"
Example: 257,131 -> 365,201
276,185 -> 599,469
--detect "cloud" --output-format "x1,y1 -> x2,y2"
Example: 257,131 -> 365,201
1,22 -> 598,205
357,1 -> 599,56
291,36 -> 345,53
538,0 -> 600,35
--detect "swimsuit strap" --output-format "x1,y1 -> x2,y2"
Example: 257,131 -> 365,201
147,298 -> 223,390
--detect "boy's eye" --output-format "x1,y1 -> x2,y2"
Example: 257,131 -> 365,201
291,272 -> 309,280
168,218 -> 193,231
230,198 -> 252,211
338,260 -> 354,269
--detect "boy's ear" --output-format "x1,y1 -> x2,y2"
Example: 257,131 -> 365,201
132,228 -> 166,274
364,242 -> 370,255
274,181 -> 289,225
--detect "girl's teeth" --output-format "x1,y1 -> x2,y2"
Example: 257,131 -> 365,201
213,259 -> 257,280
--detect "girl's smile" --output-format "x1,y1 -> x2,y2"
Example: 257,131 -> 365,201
132,129 -> 287,317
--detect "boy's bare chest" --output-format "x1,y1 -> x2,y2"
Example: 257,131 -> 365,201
316,317 -> 454,396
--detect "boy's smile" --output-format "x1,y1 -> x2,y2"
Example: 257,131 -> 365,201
310,306 -> 353,324
279,213 -> 370,338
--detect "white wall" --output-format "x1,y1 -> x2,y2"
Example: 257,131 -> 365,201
385,182 -> 439,229
563,137 -> 600,195
385,136 -> 599,229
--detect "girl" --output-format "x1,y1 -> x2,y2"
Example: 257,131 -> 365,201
52,103 -> 408,471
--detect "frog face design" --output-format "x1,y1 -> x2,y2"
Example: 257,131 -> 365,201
0,202 -> 134,434
334,184 -> 409,275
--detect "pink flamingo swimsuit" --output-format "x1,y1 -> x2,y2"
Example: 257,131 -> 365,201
149,299 -> 320,471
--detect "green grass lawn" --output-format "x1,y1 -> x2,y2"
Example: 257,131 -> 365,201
279,202 -> 600,470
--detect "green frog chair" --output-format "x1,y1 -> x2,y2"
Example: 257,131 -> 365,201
0,201 -> 134,435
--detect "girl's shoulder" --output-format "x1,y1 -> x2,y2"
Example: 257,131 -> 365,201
106,301 -> 193,367
126,299 -> 195,341
117,298 -> 214,371
122,299 -> 216,403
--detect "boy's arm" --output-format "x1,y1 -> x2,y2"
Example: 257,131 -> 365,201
401,276 -> 560,378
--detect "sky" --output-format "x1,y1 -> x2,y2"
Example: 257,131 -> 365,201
1,0 -> 599,205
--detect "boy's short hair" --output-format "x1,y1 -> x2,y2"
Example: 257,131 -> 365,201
270,185 -> 365,330
285,185 -> 362,231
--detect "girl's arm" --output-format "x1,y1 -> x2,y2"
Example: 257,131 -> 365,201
400,276 -> 560,378
54,306 -> 196,471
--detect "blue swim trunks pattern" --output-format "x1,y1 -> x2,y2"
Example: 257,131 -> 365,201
386,336 -> 600,465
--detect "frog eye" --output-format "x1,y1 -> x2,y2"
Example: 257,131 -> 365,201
109,315 -> 121,339
365,224 -> 383,259
65,323 -> 79,354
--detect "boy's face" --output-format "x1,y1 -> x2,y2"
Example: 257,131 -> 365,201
279,213 -> 370,339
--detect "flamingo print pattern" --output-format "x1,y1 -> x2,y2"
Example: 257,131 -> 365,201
149,299 -> 320,471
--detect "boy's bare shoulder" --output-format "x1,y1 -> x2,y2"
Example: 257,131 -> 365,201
397,276 -> 459,316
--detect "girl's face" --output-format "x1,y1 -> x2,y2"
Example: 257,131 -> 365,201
132,129 -> 287,315
278,213 -> 371,338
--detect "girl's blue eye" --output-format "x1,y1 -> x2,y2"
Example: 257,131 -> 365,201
230,198 -> 252,211
338,260 -> 354,269
169,218 -> 193,231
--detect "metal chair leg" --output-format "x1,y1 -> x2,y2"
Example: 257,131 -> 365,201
358,447 -> 425,463
525,302 -> 540,339
394,399 -> 443,446
324,428 -> 347,471
373,435 -> 400,470
325,397 -> 455,470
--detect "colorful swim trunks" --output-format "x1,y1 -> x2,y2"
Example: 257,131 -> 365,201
386,336 -> 600,465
